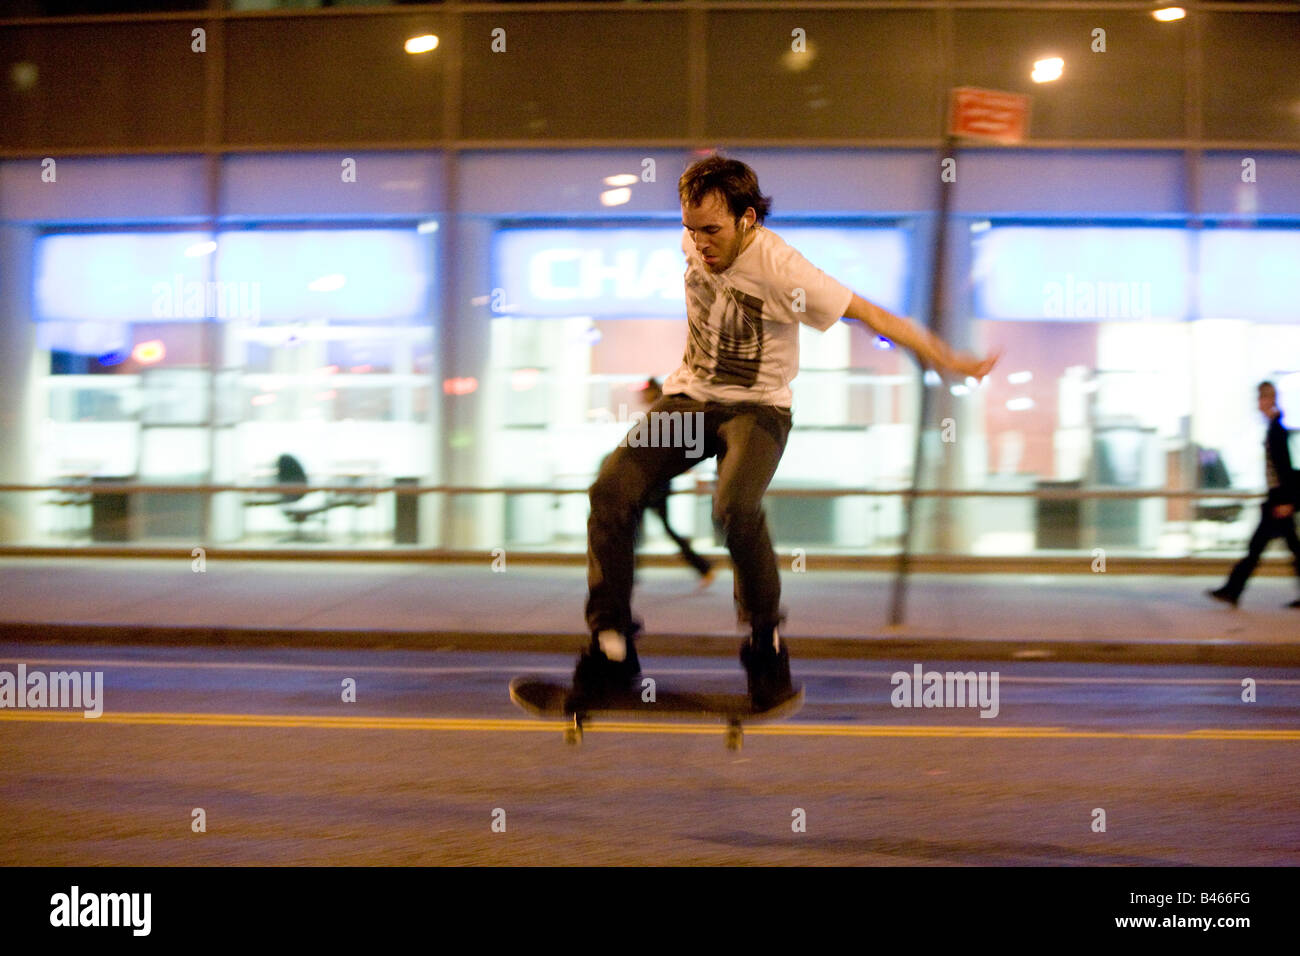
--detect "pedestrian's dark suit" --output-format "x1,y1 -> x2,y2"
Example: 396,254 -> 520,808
1219,413 -> 1300,600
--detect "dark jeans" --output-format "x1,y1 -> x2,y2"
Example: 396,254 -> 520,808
1221,502 -> 1300,598
586,394 -> 792,637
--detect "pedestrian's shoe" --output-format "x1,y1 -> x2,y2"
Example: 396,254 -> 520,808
567,628 -> 641,709
740,628 -> 795,711
1207,587 -> 1238,608
1287,598 -> 1300,609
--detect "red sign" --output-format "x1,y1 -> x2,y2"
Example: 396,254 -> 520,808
949,87 -> 1030,144
442,377 -> 479,396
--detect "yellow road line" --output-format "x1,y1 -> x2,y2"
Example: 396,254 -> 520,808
0,710 -> 1297,741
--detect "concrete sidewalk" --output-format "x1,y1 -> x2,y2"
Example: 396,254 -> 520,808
0,557 -> 1297,665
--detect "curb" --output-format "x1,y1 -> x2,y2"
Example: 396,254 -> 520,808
2,622 -> 1297,667
0,547 -> 1279,576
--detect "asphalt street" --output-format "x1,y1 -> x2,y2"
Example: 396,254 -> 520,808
1,644 -> 1297,866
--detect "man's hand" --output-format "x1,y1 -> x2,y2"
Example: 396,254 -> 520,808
843,294 -> 1000,382
1274,504 -> 1295,519
944,349 -> 1001,381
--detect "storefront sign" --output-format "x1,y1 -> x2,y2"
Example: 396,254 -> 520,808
493,226 -> 908,318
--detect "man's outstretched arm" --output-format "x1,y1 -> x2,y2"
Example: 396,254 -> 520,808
842,293 -> 998,381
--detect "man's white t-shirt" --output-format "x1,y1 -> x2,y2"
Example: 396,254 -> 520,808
661,225 -> 853,409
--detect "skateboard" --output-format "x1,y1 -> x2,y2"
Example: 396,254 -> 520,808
509,676 -> 804,750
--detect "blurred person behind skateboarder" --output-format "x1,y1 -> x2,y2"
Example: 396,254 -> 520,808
634,377 -> 716,588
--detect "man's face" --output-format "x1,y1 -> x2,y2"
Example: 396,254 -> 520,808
682,191 -> 753,273
1259,389 -> 1277,417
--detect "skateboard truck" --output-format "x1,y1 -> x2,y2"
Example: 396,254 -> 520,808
565,713 -> 583,746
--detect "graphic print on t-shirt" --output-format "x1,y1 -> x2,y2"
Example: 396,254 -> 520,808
683,269 -> 765,388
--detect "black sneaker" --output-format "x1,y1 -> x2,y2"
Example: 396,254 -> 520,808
567,630 -> 640,709
740,630 -> 794,711
1287,598 -> 1300,609
1207,587 -> 1238,608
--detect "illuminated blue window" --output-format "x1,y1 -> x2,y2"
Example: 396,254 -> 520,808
1198,229 -> 1300,322
972,226 -> 1189,321
35,231 -> 211,323
217,229 -> 432,322
34,228 -> 434,324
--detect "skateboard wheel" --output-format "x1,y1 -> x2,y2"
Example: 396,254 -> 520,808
564,715 -> 583,746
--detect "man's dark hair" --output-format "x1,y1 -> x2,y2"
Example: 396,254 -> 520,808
1259,381 -> 1277,397
678,156 -> 772,225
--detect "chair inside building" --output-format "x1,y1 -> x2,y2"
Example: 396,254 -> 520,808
1195,448 -> 1244,550
245,454 -> 349,542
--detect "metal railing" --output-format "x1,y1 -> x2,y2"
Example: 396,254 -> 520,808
0,482 -> 1272,500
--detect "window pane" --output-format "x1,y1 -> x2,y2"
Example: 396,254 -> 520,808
0,23 -> 205,149
1202,12 -> 1300,143
224,15 -> 445,144
461,13 -> 689,140
706,11 -> 941,140
953,11 -> 1186,140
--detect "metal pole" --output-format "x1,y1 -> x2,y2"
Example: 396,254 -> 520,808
889,133 -> 956,626
199,0 -> 225,548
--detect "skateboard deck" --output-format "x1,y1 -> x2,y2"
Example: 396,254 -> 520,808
509,676 -> 804,749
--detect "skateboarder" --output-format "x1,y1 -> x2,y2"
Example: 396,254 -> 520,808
575,155 -> 999,708
1208,381 -> 1300,608
634,377 -> 716,588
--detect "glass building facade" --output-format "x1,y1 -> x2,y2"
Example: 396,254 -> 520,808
1,1 -> 1298,560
